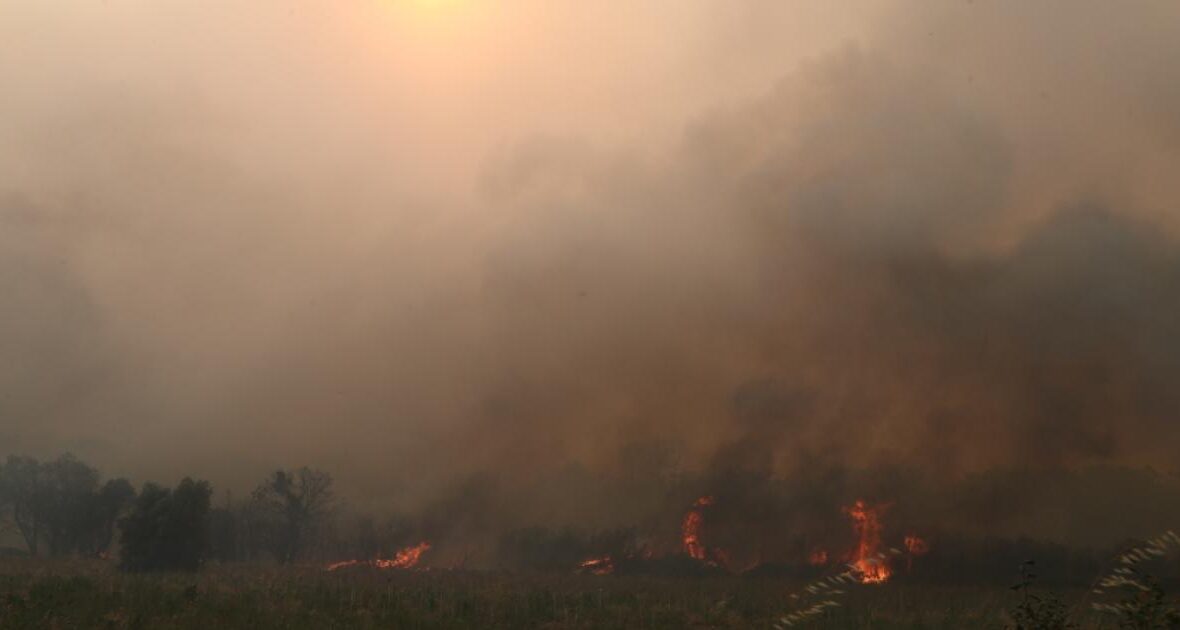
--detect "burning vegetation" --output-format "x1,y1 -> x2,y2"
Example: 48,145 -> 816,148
326,541 -> 432,572
558,494 -> 931,580
808,549 -> 828,567
905,535 -> 929,556
681,495 -> 712,561
578,556 -> 615,576
844,500 -> 891,584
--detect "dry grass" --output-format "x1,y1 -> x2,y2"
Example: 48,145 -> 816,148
0,557 -> 1114,629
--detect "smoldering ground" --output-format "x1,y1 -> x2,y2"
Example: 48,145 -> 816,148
2,0 -> 1179,550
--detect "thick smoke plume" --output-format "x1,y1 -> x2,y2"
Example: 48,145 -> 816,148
2,1 -> 1179,547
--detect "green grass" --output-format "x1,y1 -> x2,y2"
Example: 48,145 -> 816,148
0,559 -> 1112,629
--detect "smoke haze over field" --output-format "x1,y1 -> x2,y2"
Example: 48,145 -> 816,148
3,1 -> 1180,536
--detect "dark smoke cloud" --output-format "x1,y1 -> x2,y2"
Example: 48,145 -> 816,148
1,1 -> 1179,544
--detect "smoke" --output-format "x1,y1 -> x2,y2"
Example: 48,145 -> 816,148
2,1 -> 1179,543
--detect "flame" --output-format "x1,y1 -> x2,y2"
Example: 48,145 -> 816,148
374,541 -> 432,569
903,534 -> 929,572
682,495 -> 714,561
843,500 -> 891,584
904,535 -> 929,556
808,548 -> 829,566
326,541 -> 431,572
578,555 -> 615,575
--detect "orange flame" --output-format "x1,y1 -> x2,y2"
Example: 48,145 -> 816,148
808,548 -> 829,566
682,495 -> 714,561
903,534 -> 929,572
904,535 -> 929,556
375,541 -> 431,569
326,541 -> 431,572
843,500 -> 891,584
578,555 -> 615,575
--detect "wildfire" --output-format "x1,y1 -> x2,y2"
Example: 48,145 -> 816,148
326,541 -> 432,572
903,534 -> 929,572
682,495 -> 714,561
904,535 -> 929,556
843,500 -> 891,584
808,548 -> 829,566
376,541 -> 432,569
578,555 -> 615,575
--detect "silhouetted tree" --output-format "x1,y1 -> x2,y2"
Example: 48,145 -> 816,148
40,454 -> 100,556
251,468 -> 333,563
0,481 -> 8,535
0,454 -> 133,557
207,506 -> 241,562
206,494 -> 281,563
119,478 -> 212,572
0,456 -> 43,555
87,478 -> 136,555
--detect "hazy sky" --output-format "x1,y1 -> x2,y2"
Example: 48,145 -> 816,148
3,1 -> 1179,511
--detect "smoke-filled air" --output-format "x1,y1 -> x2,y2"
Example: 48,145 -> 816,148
4,3 -> 1180,625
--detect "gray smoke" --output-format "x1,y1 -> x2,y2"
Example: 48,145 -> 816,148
1,1 -> 1179,540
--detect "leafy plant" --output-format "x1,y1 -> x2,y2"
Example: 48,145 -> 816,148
1005,560 -> 1075,630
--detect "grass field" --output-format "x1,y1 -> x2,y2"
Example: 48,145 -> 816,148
0,559 -> 1117,629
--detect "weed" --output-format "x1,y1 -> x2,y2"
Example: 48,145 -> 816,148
1005,560 -> 1075,630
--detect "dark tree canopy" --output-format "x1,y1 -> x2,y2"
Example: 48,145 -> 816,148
0,454 -> 135,557
251,467 -> 333,563
0,456 -> 44,555
119,478 -> 212,572
40,454 -> 100,556
91,478 -> 136,554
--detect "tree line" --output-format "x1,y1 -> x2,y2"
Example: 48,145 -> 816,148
7,452 -> 1180,581
0,454 -> 335,572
